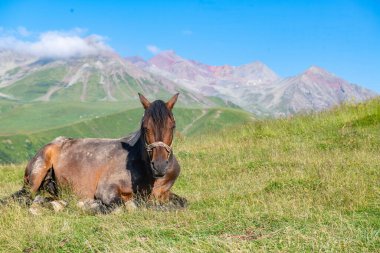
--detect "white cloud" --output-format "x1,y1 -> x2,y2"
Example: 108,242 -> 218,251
146,44 -> 161,54
0,29 -> 114,58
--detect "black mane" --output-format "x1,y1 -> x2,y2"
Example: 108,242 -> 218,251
145,100 -> 173,127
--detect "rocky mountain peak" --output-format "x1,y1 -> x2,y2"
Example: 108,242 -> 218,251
149,50 -> 182,67
303,65 -> 334,78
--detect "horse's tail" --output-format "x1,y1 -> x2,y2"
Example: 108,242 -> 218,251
0,160 -> 33,206
0,147 -> 44,206
0,187 -> 32,206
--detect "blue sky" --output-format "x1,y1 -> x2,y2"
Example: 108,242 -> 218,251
0,0 -> 379,92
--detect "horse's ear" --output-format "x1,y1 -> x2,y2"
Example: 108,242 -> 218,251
166,93 -> 179,110
138,93 -> 151,109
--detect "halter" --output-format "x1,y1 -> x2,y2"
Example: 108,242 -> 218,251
145,141 -> 172,158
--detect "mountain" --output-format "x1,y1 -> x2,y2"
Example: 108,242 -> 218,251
129,51 -> 377,117
0,49 -> 377,117
254,66 -> 376,116
0,50 -> 218,107
142,50 -> 279,96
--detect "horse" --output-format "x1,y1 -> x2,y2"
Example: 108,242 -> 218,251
2,93 -> 187,213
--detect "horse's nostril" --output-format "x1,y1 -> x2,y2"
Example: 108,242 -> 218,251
166,161 -> 169,164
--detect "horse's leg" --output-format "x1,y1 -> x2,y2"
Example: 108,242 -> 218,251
77,199 -> 109,214
94,176 -> 136,213
151,178 -> 187,208
76,194 -> 135,214
151,178 -> 172,202
25,144 -> 57,194
149,158 -> 187,208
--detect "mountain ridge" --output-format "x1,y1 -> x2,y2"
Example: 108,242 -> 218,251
130,51 -> 376,116
0,49 -> 219,107
0,49 -> 377,117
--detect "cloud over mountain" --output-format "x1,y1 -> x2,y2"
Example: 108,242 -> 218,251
0,29 -> 113,58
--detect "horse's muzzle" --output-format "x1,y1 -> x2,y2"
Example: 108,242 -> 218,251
151,160 -> 169,178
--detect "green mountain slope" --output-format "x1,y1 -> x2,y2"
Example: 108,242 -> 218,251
0,54 -> 221,109
1,66 -> 67,101
0,107 -> 253,163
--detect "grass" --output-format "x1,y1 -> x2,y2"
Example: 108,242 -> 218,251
0,101 -> 132,135
0,99 -> 379,252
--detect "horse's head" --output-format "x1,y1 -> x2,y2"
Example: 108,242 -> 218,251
138,93 -> 179,178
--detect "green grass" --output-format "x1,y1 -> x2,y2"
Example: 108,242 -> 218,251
0,101 -> 132,135
0,99 -> 379,252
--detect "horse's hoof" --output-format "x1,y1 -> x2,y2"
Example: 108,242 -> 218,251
112,206 -> 124,214
33,195 -> 45,204
77,200 -> 86,209
50,200 -> 67,212
77,199 -> 94,209
170,194 -> 188,208
124,200 -> 137,211
176,197 -> 188,208
77,199 -> 108,214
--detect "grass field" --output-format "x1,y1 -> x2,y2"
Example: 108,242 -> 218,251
0,99 -> 379,252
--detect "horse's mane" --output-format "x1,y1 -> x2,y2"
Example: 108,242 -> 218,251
145,100 -> 172,127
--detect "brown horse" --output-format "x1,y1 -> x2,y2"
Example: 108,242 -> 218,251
3,93 -> 186,212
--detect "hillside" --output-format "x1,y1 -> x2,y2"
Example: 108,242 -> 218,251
0,98 -> 379,251
0,107 -> 253,163
0,101 -> 131,135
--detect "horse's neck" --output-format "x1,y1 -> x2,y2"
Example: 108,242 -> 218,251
136,136 -> 150,164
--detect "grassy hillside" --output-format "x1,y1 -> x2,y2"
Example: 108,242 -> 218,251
0,92 -> 234,136
0,99 -> 378,251
0,107 -> 253,163
0,101 -> 133,135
